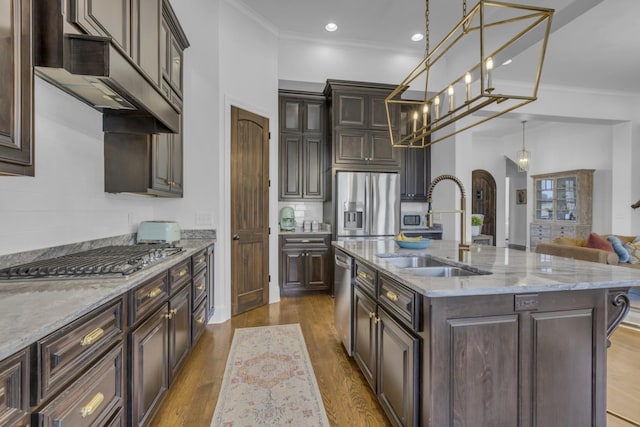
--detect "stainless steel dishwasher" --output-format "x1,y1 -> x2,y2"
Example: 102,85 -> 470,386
334,249 -> 354,355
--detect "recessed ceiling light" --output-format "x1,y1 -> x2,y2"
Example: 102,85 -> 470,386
325,22 -> 338,32
502,58 -> 513,66
411,33 -> 424,42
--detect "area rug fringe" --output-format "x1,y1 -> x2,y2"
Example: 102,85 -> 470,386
210,323 -> 330,426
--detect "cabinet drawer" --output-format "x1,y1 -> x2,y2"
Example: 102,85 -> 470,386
192,268 -> 207,307
169,259 -> 191,294
552,225 -> 576,237
281,235 -> 329,248
38,300 -> 123,402
130,272 -> 169,325
378,274 -> 421,332
192,298 -> 207,345
192,249 -> 207,275
35,344 -> 124,427
355,261 -> 376,298
0,349 -> 29,427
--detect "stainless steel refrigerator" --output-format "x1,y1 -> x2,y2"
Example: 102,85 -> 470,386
335,171 -> 399,239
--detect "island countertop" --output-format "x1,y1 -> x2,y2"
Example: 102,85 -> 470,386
333,239 -> 639,297
0,239 -> 214,361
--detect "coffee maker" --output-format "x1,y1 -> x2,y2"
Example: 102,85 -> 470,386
279,207 -> 296,231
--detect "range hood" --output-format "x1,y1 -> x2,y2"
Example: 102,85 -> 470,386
34,7 -> 179,134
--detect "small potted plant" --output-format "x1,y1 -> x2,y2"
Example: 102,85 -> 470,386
471,214 -> 483,236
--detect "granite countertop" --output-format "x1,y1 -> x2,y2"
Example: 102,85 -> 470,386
0,239 -> 214,361
334,239 -> 639,298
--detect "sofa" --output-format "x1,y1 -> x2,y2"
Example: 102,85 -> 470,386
535,233 -> 640,269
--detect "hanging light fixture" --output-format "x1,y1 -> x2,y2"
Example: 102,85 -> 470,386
386,0 -> 554,148
517,120 -> 530,172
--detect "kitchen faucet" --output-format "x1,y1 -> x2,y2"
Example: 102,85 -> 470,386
426,174 -> 470,261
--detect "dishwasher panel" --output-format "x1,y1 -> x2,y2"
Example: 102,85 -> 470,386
334,250 -> 354,355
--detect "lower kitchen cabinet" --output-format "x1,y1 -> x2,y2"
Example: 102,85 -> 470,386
279,234 -> 331,296
168,285 -> 192,382
34,344 -> 124,427
353,276 -> 419,427
130,303 -> 169,427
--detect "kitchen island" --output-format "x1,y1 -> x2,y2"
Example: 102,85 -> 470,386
334,239 -> 636,427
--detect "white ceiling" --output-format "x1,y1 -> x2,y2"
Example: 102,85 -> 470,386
237,0 -> 640,136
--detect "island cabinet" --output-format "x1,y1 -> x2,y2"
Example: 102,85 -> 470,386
278,91 -> 327,201
0,0 -> 34,176
279,234 -> 332,296
530,169 -> 594,251
352,262 -> 420,427
0,349 -> 30,426
423,289 -> 609,426
324,80 -> 401,170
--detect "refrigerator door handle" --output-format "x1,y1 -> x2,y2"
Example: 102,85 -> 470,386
364,173 -> 370,235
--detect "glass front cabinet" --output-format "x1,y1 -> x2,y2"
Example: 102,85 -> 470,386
530,169 -> 594,251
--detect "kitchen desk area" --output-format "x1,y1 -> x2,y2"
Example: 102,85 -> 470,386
334,238 -> 637,427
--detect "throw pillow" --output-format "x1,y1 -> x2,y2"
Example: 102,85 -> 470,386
585,233 -> 614,252
634,236 -> 640,244
624,242 -> 640,264
607,235 -> 631,263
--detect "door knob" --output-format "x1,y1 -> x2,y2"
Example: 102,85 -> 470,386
233,234 -> 240,241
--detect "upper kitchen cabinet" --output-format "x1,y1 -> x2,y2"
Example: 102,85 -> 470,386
399,146 -> 431,202
71,0 -> 132,54
0,0 -> 34,176
279,91 -> 326,201
324,80 -> 401,170
160,0 -> 189,107
132,0 -> 161,85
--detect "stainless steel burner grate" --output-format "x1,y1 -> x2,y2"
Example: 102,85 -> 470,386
0,245 -> 183,280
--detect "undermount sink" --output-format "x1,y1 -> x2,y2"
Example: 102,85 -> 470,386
405,266 -> 479,277
376,254 -> 491,277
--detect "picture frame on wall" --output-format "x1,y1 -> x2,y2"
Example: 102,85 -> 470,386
516,189 -> 527,205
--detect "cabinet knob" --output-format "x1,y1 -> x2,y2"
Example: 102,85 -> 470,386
233,234 -> 240,241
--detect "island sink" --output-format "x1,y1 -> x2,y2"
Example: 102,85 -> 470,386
377,254 -> 491,276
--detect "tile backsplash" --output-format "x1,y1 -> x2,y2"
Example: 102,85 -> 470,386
278,201 -> 324,226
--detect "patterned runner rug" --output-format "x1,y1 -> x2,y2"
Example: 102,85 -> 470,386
210,324 -> 330,426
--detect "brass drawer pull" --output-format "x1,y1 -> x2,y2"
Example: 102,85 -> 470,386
369,311 -> 375,318
178,269 -> 188,277
374,317 -> 381,324
80,328 -> 105,347
385,291 -> 399,302
148,288 -> 163,299
196,256 -> 205,264
80,392 -> 104,418
196,284 -> 205,291
196,316 -> 206,325
358,272 -> 369,280
301,239 -> 310,243
165,308 -> 178,319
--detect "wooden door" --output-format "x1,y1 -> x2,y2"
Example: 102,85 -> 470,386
472,170 -> 497,245
230,107 -> 269,316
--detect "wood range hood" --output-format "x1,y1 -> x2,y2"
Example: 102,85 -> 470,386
33,2 -> 179,135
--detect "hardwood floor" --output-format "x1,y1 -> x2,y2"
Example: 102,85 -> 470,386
151,295 -> 640,427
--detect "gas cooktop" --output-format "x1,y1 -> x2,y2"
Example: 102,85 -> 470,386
0,244 -> 183,281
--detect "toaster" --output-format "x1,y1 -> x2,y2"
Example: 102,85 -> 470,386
137,221 -> 181,244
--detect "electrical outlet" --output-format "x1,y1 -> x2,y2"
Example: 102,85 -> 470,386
196,212 -> 213,225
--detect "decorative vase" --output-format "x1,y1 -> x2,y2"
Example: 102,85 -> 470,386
472,225 -> 481,236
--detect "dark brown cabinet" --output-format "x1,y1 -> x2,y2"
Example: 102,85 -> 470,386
279,234 -> 331,295
132,0 -> 161,85
399,146 -> 430,202
151,115 -> 183,196
71,0 -> 131,54
160,0 -> 188,106
0,349 -> 29,426
278,92 -> 326,200
168,285 -> 191,382
325,80 -> 401,170
0,0 -> 34,176
130,303 -> 169,427
352,266 -> 419,427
